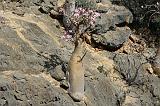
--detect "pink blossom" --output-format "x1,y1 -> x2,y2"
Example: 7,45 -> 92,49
63,7 -> 101,41
82,8 -> 86,13
78,7 -> 82,11
62,32 -> 73,41
74,9 -> 79,13
88,10 -> 93,13
74,13 -> 79,17
94,12 -> 101,17
90,21 -> 94,26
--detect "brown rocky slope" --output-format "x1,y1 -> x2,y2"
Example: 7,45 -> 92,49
0,0 -> 159,106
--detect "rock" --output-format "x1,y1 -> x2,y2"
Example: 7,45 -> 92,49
0,26 -> 44,71
142,47 -> 157,58
13,73 -> 26,80
12,8 -> 25,16
152,48 -> 160,77
96,2 -> 112,13
101,0 -> 112,4
0,72 -> 77,106
93,5 -> 133,34
92,27 -> 131,50
142,63 -> 154,74
62,0 -> 132,35
114,53 -> 147,85
0,1 -> 160,106
0,16 -> 7,25
32,0 -> 44,6
0,14 -> 72,72
50,9 -> 59,16
111,0 -> 157,23
39,4 -> 54,14
60,80 -> 69,89
85,74 -> 117,106
50,65 -> 65,81
148,75 -> 160,102
18,0 -> 44,6
57,0 -> 65,7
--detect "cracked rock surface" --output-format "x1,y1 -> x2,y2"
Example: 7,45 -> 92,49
0,0 -> 159,106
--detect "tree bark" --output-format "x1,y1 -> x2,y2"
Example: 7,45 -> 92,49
68,38 -> 85,101
63,0 -> 85,101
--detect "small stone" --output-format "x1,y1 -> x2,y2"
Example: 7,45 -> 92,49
50,9 -> 59,16
50,65 -> 65,81
60,80 -> 69,89
153,65 -> 160,77
143,63 -> 154,74
39,4 -> 54,14
96,3 -> 112,13
12,9 -> 25,16
57,0 -> 65,7
147,67 -> 154,74
13,73 -> 26,80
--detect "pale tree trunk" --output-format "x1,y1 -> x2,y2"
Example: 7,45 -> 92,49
63,0 -> 85,101
68,38 -> 85,101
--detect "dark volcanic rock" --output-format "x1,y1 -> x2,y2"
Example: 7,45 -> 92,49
0,26 -> 44,71
93,5 -> 133,34
16,0 -> 43,7
60,80 -> 69,89
110,0 -> 158,23
12,9 -> 25,16
0,1 -> 159,106
148,75 -> 160,100
39,4 -> 54,14
85,74 -> 117,106
114,53 -> 147,85
0,72 -> 77,106
92,27 -> 131,50
0,18 -> 71,72
96,2 -> 112,13
50,65 -> 65,81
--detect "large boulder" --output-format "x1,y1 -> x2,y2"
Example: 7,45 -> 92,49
92,27 -> 131,50
0,13 -> 71,72
114,53 -> 147,85
85,74 -> 117,106
0,72 -> 77,106
93,4 -> 133,34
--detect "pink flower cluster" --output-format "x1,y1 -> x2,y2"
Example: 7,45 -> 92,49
73,7 -> 100,26
62,8 -> 100,41
62,30 -> 73,41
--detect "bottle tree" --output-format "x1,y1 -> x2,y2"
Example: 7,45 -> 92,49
61,0 -> 100,101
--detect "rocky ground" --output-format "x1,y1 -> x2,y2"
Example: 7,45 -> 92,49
0,0 -> 159,106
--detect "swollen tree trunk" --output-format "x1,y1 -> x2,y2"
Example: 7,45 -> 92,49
68,38 -> 85,101
63,0 -> 85,101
